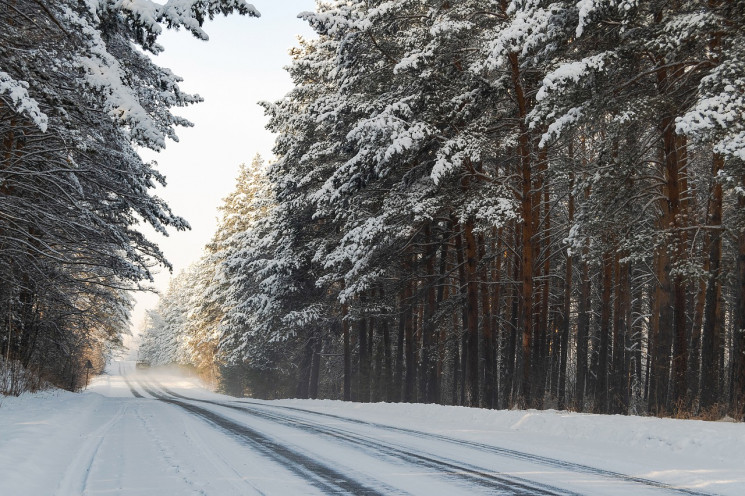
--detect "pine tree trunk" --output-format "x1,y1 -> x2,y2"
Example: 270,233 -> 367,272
701,154 -> 724,411
343,304 -> 351,401
506,50 -> 535,409
358,313 -> 369,403
631,266 -> 645,409
422,223 -> 437,403
690,270 -> 707,409
309,336 -> 321,399
435,235 -> 451,404
368,315 -> 375,399
649,246 -> 672,414
404,278 -> 416,403
577,256 -> 590,411
463,218 -> 480,407
382,310 -> 393,402
558,175 -> 574,411
534,151 -> 551,408
491,229 -> 504,408
502,225 -> 520,408
734,196 -> 745,419
479,233 -> 495,408
613,254 -> 630,414
598,250 -> 612,413
451,310 -> 461,406
395,291 -> 405,403
295,336 -> 314,399
454,222 -> 468,406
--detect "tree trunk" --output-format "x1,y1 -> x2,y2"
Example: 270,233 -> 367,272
295,335 -> 314,399
382,310 -> 393,402
558,175 -> 574,411
343,304 -> 351,401
358,313 -> 369,403
597,250 -> 612,413
422,223 -> 437,403
479,233 -> 495,408
503,225 -> 520,408
613,254 -> 630,414
506,50 -> 535,409
454,222 -> 468,406
701,154 -> 724,411
734,193 -> 745,420
463,218 -> 480,407
534,149 -> 551,409
404,278 -> 416,403
309,336 -> 321,399
435,234 -> 451,404
577,255 -> 590,411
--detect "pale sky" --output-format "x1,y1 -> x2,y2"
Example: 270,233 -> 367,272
128,1 -> 316,354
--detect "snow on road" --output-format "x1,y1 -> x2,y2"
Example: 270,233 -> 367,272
0,362 -> 743,495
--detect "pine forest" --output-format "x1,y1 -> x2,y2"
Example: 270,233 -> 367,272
3,1 -> 745,420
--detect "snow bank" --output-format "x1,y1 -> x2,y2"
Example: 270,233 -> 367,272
271,399 -> 744,462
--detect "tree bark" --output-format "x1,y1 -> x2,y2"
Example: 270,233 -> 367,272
597,250 -> 613,412
404,278 -> 416,403
558,172 -> 574,411
422,223 -> 437,403
342,304 -> 351,401
309,335 -> 321,399
613,254 -> 630,414
577,255 -> 590,411
701,154 -> 724,411
479,233 -> 495,409
734,191 -> 745,420
358,312 -> 369,403
463,218 -> 480,407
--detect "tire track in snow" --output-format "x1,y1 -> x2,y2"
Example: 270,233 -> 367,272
130,405 -> 210,496
157,385 -> 720,496
126,374 -> 267,495
176,405 -> 271,496
224,398 -> 721,496
54,402 -> 127,496
138,381 -> 388,496
153,384 -> 584,496
122,375 -> 144,398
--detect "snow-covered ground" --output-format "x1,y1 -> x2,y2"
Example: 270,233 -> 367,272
0,362 -> 742,495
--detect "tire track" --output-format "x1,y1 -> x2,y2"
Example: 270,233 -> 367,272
138,382 -> 389,496
126,375 -> 267,495
224,397 -> 720,496
54,403 -> 127,496
153,384 -> 585,496
123,375 -> 144,398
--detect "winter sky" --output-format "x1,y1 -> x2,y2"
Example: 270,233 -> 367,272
129,1 -> 316,352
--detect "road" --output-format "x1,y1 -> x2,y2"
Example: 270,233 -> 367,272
1,363 -> 736,496
97,365 -> 718,495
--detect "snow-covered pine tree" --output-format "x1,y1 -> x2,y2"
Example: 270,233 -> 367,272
1,0 -> 258,389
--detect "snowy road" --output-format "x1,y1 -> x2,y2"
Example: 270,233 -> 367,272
1,363 -> 742,495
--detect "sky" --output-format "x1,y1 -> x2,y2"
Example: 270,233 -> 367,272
127,1 -> 316,354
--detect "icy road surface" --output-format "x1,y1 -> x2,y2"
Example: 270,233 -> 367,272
0,362 -> 743,495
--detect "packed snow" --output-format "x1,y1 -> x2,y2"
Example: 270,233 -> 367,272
0,362 -> 742,495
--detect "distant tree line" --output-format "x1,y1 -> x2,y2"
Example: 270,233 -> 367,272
0,0 -> 257,392
139,1 -> 745,419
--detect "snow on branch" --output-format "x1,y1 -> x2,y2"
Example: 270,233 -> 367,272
536,51 -> 615,103
0,71 -> 48,132
575,0 -> 638,38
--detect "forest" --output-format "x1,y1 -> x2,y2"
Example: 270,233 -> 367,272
2,1 -> 743,419
140,0 -> 745,419
0,0 -> 259,392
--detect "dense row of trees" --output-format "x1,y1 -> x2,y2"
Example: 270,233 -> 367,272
0,0 -> 257,391
140,0 -> 745,419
